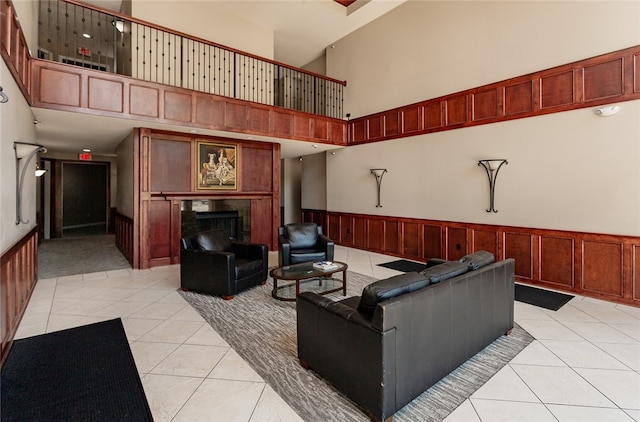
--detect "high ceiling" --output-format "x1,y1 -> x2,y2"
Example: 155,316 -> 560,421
31,0 -> 405,158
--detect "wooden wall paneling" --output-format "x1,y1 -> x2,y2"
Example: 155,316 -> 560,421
353,216 -> 367,249
39,67 -> 81,107
368,115 -> 383,140
633,244 -> 640,302
368,218 -> 384,251
224,101 -> 248,130
384,220 -> 399,255
402,106 -> 422,134
504,232 -> 533,280
293,115 -> 312,139
472,88 -> 500,122
148,199 -> 171,263
241,146 -> 273,192
540,70 -> 574,109
447,226 -> 467,260
339,215 -> 353,245
384,111 -> 400,138
195,95 -> 225,128
423,224 -> 442,259
327,214 -> 341,242
445,94 -> 468,126
129,84 -> 159,117
402,221 -> 420,260
115,212 -> 134,265
88,76 -> 123,112
328,120 -> 345,143
351,120 -> 366,143
424,101 -> 442,130
170,200 -> 181,264
634,53 -> 640,94
582,239 -> 624,297
313,118 -> 328,140
273,109 -> 293,136
149,138 -> 191,192
582,58 -> 624,102
164,90 -> 192,122
472,229 -> 498,257
251,198 -> 273,247
504,80 -> 534,116
539,235 -> 574,287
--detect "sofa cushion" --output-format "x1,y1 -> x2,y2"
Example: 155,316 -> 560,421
460,250 -> 495,270
193,230 -> 232,252
419,260 -> 469,283
285,223 -> 319,249
357,272 -> 430,315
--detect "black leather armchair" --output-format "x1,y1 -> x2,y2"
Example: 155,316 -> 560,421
180,229 -> 268,300
278,222 -> 334,267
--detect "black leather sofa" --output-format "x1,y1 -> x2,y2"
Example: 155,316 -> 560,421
278,222 -> 334,267
296,252 -> 515,422
180,229 -> 268,300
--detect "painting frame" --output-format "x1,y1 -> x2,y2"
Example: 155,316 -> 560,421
197,141 -> 238,190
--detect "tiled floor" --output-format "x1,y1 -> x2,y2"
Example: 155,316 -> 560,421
15,246 -> 640,421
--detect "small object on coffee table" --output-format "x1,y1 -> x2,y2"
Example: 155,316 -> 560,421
270,261 -> 347,301
313,261 -> 339,271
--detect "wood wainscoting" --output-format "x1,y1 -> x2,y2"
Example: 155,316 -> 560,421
115,212 -> 134,266
1,227 -> 39,364
303,209 -> 640,307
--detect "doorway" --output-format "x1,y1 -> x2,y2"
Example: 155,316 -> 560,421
61,162 -> 109,236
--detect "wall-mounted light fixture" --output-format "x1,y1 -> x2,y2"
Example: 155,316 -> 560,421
593,105 -> 620,117
0,86 -> 8,103
111,19 -> 125,33
14,142 -> 47,225
370,168 -> 388,208
477,159 -> 508,213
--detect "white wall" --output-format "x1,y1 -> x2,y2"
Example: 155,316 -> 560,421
301,152 -> 327,210
0,60 -> 38,252
116,132 -> 135,218
12,0 -> 39,54
282,158 -> 302,224
320,1 -> 640,237
328,1 -> 640,118
131,1 -> 274,60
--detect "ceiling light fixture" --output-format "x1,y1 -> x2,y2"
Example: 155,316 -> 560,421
82,33 -> 92,39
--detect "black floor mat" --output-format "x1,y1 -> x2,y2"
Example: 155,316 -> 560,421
1,318 -> 153,422
515,284 -> 574,311
378,259 -> 427,273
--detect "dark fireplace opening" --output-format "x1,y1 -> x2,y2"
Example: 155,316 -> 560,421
181,199 -> 251,242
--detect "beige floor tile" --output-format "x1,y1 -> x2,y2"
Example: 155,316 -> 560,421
172,378 -> 264,422
142,373 -> 203,422
151,344 -> 227,377
595,342 -> 640,371
129,341 -> 180,373
121,317 -> 164,341
249,384 -> 304,422
575,368 -> 640,410
185,324 -> 230,347
138,319 -> 205,344
540,339 -> 630,370
442,399 -> 482,422
472,365 -> 539,402
208,349 -> 263,382
471,399 -> 557,421
509,340 -> 567,367
547,404 -> 635,422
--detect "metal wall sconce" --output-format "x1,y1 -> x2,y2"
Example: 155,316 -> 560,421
477,159 -> 508,213
15,142 -> 47,225
370,168 -> 388,208
593,105 -> 620,117
0,86 -> 8,103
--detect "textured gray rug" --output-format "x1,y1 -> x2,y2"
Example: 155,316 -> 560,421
38,235 -> 130,279
180,272 -> 534,422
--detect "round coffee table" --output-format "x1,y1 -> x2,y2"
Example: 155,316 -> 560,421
270,261 -> 348,301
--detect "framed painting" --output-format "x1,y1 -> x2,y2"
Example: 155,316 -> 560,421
197,141 -> 238,190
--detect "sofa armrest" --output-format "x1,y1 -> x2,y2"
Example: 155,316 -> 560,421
426,258 -> 447,268
296,292 -> 396,420
317,234 -> 335,261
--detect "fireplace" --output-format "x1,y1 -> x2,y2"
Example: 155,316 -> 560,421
181,199 -> 251,242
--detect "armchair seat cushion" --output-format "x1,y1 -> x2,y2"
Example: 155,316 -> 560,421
235,258 -> 264,279
291,250 -> 326,264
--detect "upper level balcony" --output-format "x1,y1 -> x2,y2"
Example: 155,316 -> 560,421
36,0 -> 346,120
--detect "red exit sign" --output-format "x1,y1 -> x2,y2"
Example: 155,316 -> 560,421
79,152 -> 92,161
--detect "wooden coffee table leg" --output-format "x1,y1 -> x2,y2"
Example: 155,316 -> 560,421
343,269 -> 347,296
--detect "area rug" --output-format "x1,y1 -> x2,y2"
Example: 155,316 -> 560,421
515,283 -> 574,311
377,259 -> 427,273
180,272 -> 534,422
38,234 -> 131,278
1,318 -> 153,422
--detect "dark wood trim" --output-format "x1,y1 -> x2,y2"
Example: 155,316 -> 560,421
348,45 -> 640,145
114,212 -> 134,266
313,209 -> 640,307
0,0 -> 32,103
30,59 -> 346,146
1,227 -> 39,365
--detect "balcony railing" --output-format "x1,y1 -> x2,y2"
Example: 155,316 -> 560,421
37,0 -> 346,119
